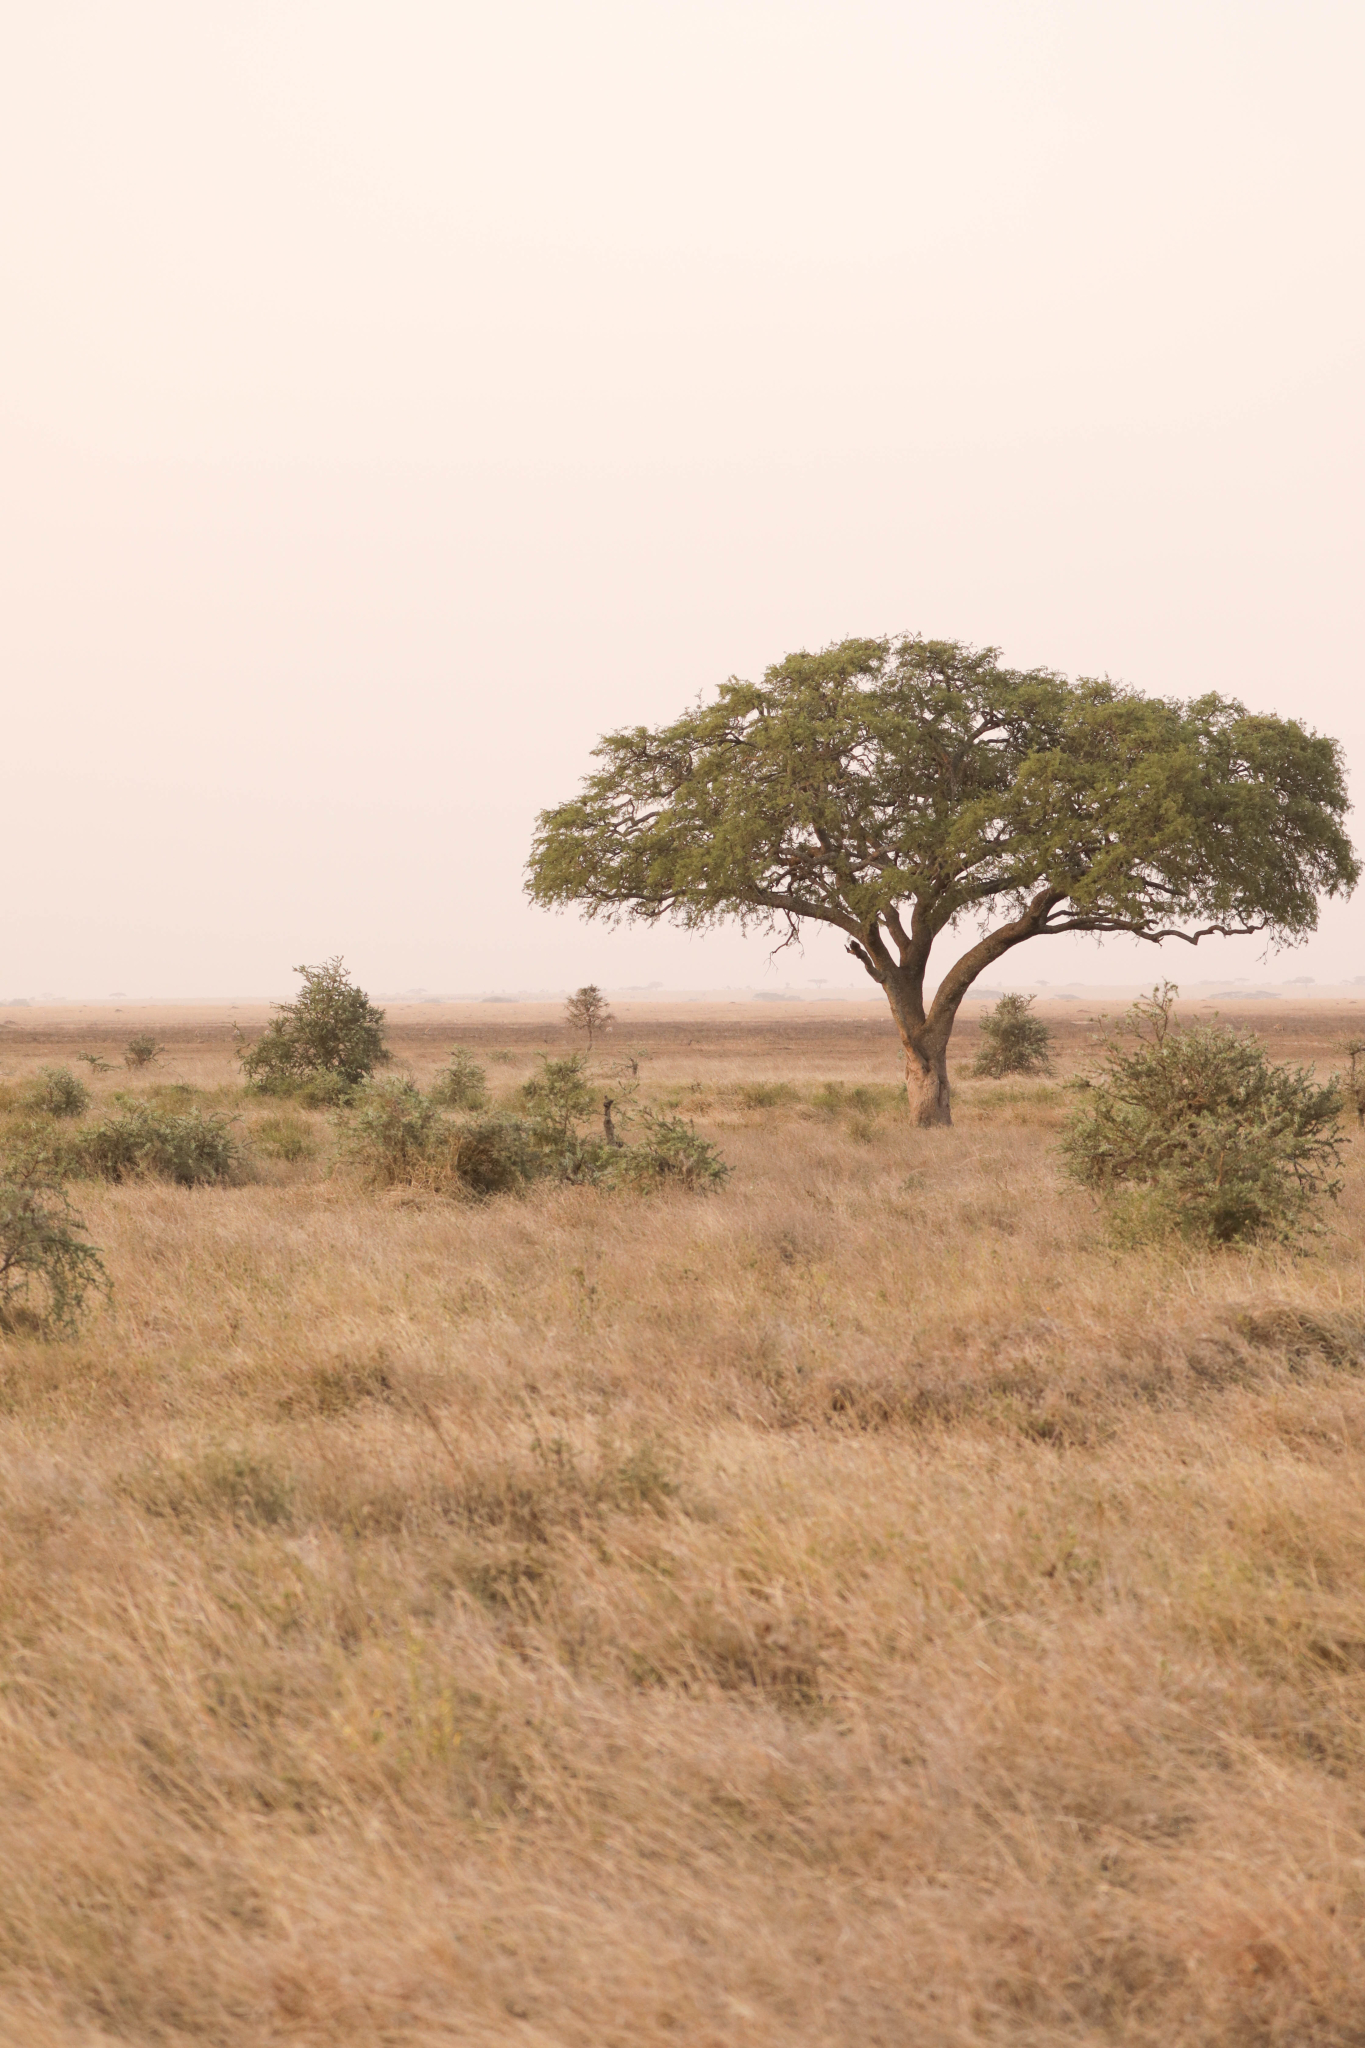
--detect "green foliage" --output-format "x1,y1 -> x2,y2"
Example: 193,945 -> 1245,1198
0,1169 -> 109,1335
428,1047 -> 488,1109
338,1080 -> 534,1197
241,958 -> 390,1093
528,635 -> 1357,1072
339,1053 -> 727,1200
124,1033 -> 162,1068
1061,984 -> 1345,1246
24,1066 -> 90,1119
74,1051 -> 114,1074
446,1115 -> 538,1196
599,1110 -> 730,1191
73,1105 -> 242,1187
337,1079 -> 440,1185
972,993 -> 1054,1077
520,1054 -> 597,1159
564,984 -> 614,1047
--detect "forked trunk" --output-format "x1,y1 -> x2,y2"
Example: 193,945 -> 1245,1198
905,1040 -> 952,1127
877,962 -> 958,1126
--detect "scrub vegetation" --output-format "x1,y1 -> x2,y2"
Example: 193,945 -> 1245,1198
0,996 -> 1364,2045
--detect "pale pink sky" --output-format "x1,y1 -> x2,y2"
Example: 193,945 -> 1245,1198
3,2 -> 1362,996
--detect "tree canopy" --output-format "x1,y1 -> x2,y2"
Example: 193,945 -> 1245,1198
527,637 -> 1357,1122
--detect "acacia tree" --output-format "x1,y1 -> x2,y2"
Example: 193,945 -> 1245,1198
564,984 -> 614,1048
526,638 -> 1357,1126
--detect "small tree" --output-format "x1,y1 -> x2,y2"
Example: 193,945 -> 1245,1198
1061,984 -> 1345,1246
520,1053 -> 597,1167
972,993 -> 1053,1077
428,1047 -> 488,1109
528,636 -> 1357,1125
0,1169 -> 109,1335
241,958 -> 390,1093
564,984 -> 614,1048
124,1033 -> 162,1068
25,1067 -> 91,1119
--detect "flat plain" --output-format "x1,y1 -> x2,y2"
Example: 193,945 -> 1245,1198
2,995 -> 1365,2046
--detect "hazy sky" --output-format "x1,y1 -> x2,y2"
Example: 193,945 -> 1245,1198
3,1 -> 1363,997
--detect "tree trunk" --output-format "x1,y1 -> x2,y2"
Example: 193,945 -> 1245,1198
905,1039 -> 952,1127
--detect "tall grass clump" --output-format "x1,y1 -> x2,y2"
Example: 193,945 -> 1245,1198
240,957 -> 389,1100
972,992 -> 1053,1077
1062,983 -> 1345,1246
0,1168 -> 109,1334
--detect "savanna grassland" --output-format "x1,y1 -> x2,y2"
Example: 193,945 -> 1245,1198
3,995 -> 1365,2046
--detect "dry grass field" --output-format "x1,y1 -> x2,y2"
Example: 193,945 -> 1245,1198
3,995 -> 1365,2045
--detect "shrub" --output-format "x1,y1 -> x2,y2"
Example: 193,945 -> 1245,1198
600,1111 -> 729,1192
241,958 -> 390,1093
336,1080 -> 439,1186
0,1170 -> 109,1335
338,1083 -> 534,1197
972,993 -> 1053,1077
124,1033 -> 162,1068
73,1105 -> 242,1187
429,1047 -> 488,1109
1061,983 -> 1345,1246
24,1067 -> 90,1119
520,1054 -> 597,1170
446,1114 -> 537,1196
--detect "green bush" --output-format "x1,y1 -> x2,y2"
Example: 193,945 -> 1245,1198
600,1110 -> 729,1191
0,1170 -> 109,1335
24,1067 -> 90,1119
338,1080 -> 534,1198
446,1114 -> 538,1196
429,1047 -> 488,1109
241,958 -> 390,1093
124,1033 -> 163,1068
339,1053 -> 727,1202
1061,983 -> 1345,1246
519,1054 -> 598,1175
972,993 -> 1053,1077
73,1105 -> 242,1187
337,1079 -> 440,1186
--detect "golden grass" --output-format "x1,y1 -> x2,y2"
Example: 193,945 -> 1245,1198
2,1002 -> 1365,2043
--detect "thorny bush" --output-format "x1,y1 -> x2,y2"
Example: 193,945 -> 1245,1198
240,958 -> 390,1095
72,1105 -> 243,1188
0,1168 -> 109,1335
1061,983 -> 1346,1246
972,992 -> 1054,1078
340,1055 -> 726,1199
